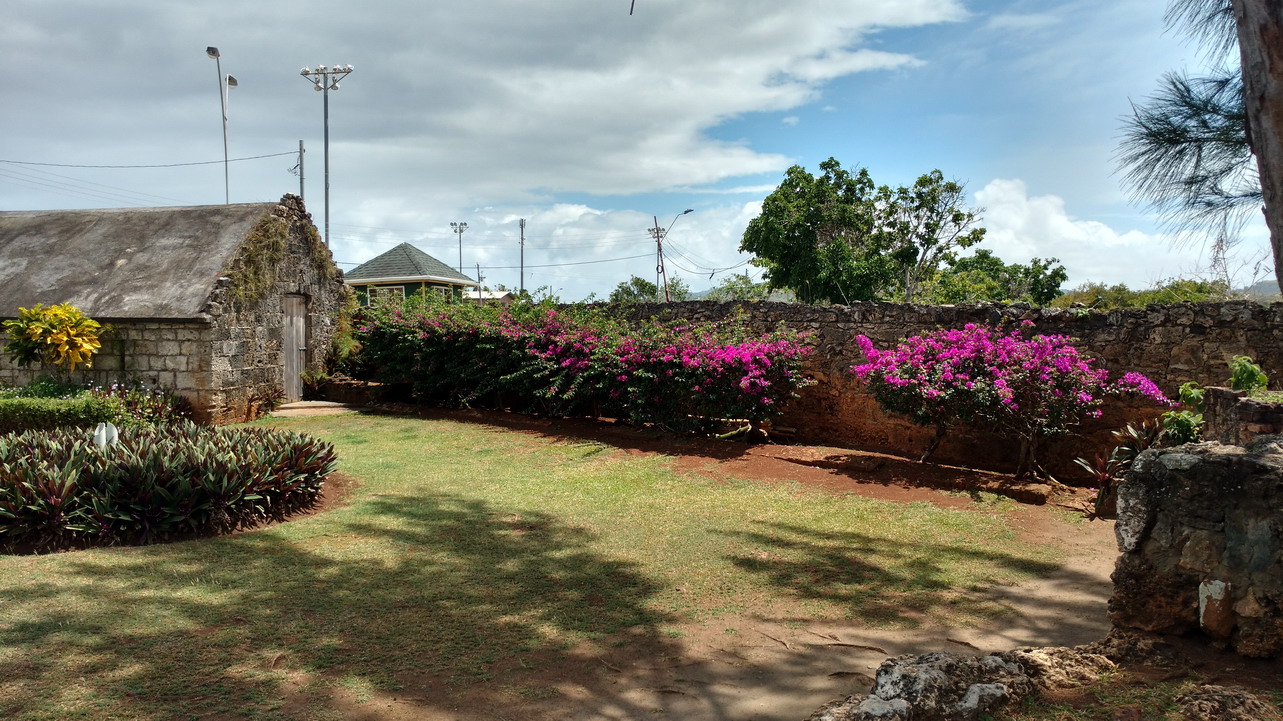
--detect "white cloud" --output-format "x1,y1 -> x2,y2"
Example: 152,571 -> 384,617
5,0 -> 970,209
984,13 -> 1061,32
975,178 -> 1210,288
781,116 -> 801,127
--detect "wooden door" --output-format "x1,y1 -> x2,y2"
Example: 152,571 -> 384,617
283,295 -> 307,402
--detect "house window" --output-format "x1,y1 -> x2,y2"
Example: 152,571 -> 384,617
428,285 -> 452,301
367,285 -> 406,306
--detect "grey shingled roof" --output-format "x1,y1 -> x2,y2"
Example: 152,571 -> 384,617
344,242 -> 477,286
0,202 -> 278,320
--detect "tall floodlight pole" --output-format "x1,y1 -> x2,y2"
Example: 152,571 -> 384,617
451,222 -> 469,272
206,47 -> 237,204
649,209 -> 693,302
518,218 -> 526,293
299,63 -> 354,246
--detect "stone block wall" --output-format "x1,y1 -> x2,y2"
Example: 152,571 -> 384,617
1109,437 -> 1283,657
1203,387 -> 1283,446
0,320 -> 215,393
609,300 -> 1283,477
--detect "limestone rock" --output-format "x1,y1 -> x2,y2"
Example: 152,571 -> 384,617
805,651 -> 1035,721
1000,646 -> 1115,690
1174,685 -> 1283,721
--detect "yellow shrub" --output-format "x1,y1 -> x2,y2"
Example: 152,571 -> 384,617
2,303 -> 102,372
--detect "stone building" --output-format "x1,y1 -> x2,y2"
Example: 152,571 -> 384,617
0,194 -> 349,422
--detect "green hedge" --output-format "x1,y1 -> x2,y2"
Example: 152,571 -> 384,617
0,395 -> 125,434
0,421 -> 337,551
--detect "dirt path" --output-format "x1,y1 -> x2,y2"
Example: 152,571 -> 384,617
305,408 -> 1122,721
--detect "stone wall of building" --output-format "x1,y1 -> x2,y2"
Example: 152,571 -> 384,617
0,195 -> 349,424
0,320 -> 214,393
608,300 -> 1283,477
1109,437 -> 1283,657
186,195 -> 349,423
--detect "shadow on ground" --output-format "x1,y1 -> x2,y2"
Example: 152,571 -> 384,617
0,493 -> 697,720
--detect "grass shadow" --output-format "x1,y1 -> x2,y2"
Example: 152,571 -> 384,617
0,492 -> 680,720
720,521 -> 1061,627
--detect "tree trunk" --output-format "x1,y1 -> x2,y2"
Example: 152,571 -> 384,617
1231,0 -> 1283,292
919,424 -> 946,462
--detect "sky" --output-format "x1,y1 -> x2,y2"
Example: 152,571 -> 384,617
2,0 -> 1274,300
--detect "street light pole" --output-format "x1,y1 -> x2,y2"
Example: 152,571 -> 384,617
206,47 -> 237,204
451,222 -> 469,272
300,63 -> 354,246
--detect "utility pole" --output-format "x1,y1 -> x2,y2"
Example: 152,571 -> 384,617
297,140 -> 305,200
648,209 -> 693,303
518,218 -> 526,294
476,264 -> 484,301
649,216 -> 671,302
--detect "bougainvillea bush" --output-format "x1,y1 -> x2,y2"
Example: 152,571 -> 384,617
354,298 -> 813,432
0,421 -> 336,552
852,322 -> 1173,477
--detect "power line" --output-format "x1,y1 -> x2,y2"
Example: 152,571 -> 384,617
0,164 -> 192,206
0,151 -> 296,170
336,252 -> 652,271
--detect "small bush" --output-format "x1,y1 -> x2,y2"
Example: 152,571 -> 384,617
0,421 -> 337,551
0,380 -> 191,433
2,303 -> 102,372
0,395 -> 125,434
1229,355 -> 1269,393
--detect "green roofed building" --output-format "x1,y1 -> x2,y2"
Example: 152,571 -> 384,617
344,242 -> 478,305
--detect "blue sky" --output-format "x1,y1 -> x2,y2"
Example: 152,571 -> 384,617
2,0 -> 1273,299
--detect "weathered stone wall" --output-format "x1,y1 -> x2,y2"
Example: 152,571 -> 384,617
0,320 -> 214,392
1109,437 -> 1283,657
1204,387 -> 1283,445
0,195 -> 349,424
183,195 -> 349,423
608,300 -> 1283,477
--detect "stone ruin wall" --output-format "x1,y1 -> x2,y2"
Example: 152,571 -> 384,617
1204,386 -> 1283,445
1110,437 -> 1283,658
611,299 -> 1283,479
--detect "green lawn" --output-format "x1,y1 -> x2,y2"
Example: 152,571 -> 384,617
0,412 -> 1062,720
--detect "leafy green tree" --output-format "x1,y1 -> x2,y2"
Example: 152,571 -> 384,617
877,170 -> 987,302
608,275 -> 689,303
740,159 -> 891,304
740,159 -> 986,304
609,276 -> 660,303
666,276 -> 691,302
706,273 -> 770,301
918,250 -> 1068,306
1050,277 -> 1229,309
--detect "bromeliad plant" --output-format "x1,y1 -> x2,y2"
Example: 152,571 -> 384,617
852,322 -> 1173,478
0,421 -> 336,551
2,303 -> 102,373
354,297 -> 814,432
